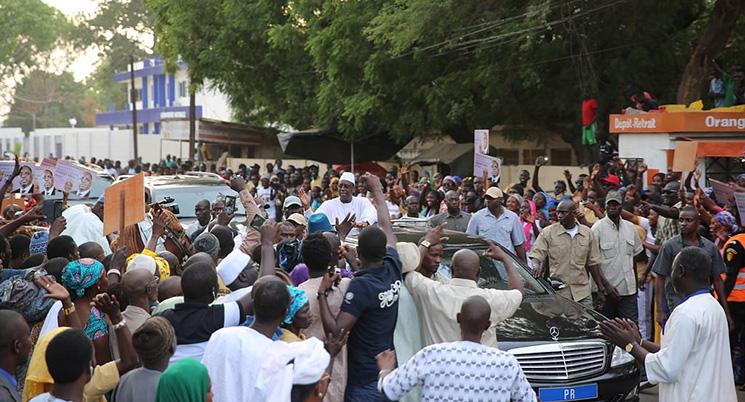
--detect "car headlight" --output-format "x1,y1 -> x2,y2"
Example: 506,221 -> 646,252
611,346 -> 635,367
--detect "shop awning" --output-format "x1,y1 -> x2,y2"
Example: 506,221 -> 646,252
694,140 -> 745,158
411,143 -> 475,165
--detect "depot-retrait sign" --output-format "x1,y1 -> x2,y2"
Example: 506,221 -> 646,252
609,112 -> 745,133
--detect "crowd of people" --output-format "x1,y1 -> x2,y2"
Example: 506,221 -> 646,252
0,147 -> 744,402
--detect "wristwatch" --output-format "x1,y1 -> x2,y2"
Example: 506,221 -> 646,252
316,290 -> 329,299
420,240 -> 432,249
624,342 -> 635,353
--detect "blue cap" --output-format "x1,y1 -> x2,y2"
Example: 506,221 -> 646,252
308,213 -> 333,234
453,175 -> 462,184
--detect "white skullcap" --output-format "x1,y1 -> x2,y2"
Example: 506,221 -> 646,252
396,242 -> 421,274
292,337 -> 330,385
126,254 -> 156,276
216,248 -> 252,286
340,172 -> 355,185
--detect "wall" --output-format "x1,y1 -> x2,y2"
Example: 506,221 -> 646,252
618,133 -> 673,171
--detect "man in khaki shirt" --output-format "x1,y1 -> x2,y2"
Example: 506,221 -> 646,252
528,199 -> 616,309
405,229 -> 524,347
591,191 -> 644,320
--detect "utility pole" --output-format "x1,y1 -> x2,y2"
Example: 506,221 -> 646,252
129,55 -> 139,162
188,79 -> 196,162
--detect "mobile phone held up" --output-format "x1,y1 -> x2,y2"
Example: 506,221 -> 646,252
250,214 -> 266,231
225,195 -> 237,215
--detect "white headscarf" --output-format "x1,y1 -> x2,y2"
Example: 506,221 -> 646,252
260,337 -> 330,401
60,204 -> 112,255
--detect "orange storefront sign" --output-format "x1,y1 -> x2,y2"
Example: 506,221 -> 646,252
609,112 -> 745,133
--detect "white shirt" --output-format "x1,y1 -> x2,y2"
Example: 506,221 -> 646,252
29,393 -> 71,402
405,272 -> 522,347
644,293 -> 737,402
201,326 -> 276,402
379,341 -> 536,402
256,185 -> 277,219
565,224 -> 578,238
316,196 -> 378,236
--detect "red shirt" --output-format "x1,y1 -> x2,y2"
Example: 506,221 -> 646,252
581,98 -> 598,126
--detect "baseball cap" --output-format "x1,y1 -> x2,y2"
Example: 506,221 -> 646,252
283,196 -> 302,209
287,213 -> 308,227
605,190 -> 623,206
484,187 -> 504,199
600,175 -> 621,188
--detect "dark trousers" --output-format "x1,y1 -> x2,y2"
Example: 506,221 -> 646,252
602,294 -> 639,322
345,381 -> 386,402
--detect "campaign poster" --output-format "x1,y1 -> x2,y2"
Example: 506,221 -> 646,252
0,161 -> 16,188
474,129 -> 490,155
11,162 -> 35,195
54,160 -> 97,197
35,158 -> 58,196
474,153 -> 502,183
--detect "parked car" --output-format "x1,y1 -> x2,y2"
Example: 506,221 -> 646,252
346,226 -> 640,402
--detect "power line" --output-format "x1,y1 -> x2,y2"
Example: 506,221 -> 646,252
403,0 -> 629,58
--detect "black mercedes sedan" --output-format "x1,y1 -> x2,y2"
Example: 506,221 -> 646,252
371,224 -> 641,402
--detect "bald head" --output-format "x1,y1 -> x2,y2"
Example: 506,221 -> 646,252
0,310 -> 31,366
451,249 -> 481,280
122,268 -> 156,300
79,242 -> 104,261
184,252 -> 216,270
158,276 -> 182,302
158,251 -> 181,276
457,295 -> 492,336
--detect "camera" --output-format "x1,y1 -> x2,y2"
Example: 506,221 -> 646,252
151,196 -> 180,215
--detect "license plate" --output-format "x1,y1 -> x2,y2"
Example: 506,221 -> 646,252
538,384 -> 598,401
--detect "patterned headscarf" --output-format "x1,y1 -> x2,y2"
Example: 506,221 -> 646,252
61,258 -> 104,298
284,285 -> 309,325
714,210 -> 738,235
29,231 -> 49,256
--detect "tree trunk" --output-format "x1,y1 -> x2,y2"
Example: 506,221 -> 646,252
677,0 -> 745,104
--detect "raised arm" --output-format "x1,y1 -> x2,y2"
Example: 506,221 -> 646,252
364,173 -> 395,247
484,240 -> 524,293
532,158 -> 544,193
0,206 -> 45,238
93,293 -> 138,374
258,219 -> 278,278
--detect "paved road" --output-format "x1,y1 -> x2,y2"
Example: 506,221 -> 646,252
638,385 -> 745,401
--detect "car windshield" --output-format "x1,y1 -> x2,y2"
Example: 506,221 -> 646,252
441,246 -> 548,295
150,185 -> 246,218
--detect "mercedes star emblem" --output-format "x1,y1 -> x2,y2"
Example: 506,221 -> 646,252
549,326 -> 560,340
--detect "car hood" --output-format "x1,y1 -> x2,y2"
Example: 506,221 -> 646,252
495,294 -> 605,341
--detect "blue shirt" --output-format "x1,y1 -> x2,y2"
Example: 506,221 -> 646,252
466,207 -> 526,254
0,367 -> 17,389
341,247 -> 402,385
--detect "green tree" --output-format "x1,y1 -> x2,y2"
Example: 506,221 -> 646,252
77,0 -> 155,111
147,0 -> 745,153
4,70 -> 94,133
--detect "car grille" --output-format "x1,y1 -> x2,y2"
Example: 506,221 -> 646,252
508,341 -> 607,381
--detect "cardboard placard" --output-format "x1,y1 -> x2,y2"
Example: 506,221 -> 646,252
671,141 -> 698,172
35,159 -> 58,196
710,179 -> 736,206
0,161 -> 16,189
53,160 -> 97,197
103,173 -> 145,235
735,192 -> 745,226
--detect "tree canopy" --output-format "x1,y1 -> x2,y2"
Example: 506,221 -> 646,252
147,0 -> 745,148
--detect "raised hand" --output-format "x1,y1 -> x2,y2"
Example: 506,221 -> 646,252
21,206 -> 46,223
92,293 -> 123,322
362,172 -> 383,194
297,187 -> 311,209
259,219 -> 279,245
483,240 -> 508,261
334,213 -> 356,242
229,176 -> 247,193
49,217 -> 67,239
424,224 -> 448,247
240,229 -> 261,256
36,276 -> 70,301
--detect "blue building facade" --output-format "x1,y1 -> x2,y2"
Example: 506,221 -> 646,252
95,57 -> 203,134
